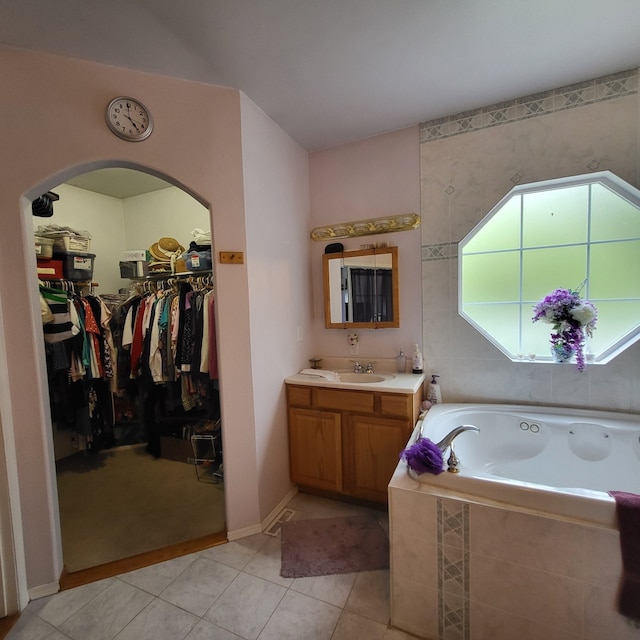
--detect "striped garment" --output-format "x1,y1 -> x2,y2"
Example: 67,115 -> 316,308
40,286 -> 80,344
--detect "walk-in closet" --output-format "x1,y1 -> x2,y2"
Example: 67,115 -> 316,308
33,167 -> 225,576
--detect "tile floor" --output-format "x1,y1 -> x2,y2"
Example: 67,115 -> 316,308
6,493 -> 419,640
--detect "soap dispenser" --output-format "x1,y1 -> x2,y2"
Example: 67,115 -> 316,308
427,374 -> 442,404
396,349 -> 406,373
412,344 -> 423,374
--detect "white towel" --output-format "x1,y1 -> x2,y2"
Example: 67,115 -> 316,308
299,368 -> 340,381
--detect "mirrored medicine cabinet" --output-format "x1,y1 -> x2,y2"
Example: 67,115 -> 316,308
323,246 -> 399,329
458,171 -> 640,364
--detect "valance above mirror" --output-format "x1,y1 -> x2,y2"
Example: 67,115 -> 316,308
323,246 -> 399,329
311,213 -> 420,241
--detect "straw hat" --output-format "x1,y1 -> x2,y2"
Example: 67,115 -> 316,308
148,237 -> 185,262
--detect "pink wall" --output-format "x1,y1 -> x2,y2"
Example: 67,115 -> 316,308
0,44 -> 421,597
0,46 -> 305,592
240,94 -> 311,517
309,127 -> 423,360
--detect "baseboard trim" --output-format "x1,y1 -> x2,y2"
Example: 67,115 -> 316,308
28,580 -> 60,600
227,523 -> 262,541
226,487 -> 298,541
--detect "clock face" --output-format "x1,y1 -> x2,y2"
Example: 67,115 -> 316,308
105,97 -> 153,141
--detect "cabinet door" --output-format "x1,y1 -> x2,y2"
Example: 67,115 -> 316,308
288,408 -> 342,492
346,414 -> 411,503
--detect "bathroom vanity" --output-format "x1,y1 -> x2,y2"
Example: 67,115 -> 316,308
285,371 -> 425,504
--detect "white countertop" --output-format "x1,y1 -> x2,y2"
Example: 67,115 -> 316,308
285,370 -> 426,394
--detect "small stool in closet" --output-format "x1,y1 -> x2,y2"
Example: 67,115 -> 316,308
189,433 -> 222,484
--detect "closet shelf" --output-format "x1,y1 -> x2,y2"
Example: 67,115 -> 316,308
129,270 -> 212,281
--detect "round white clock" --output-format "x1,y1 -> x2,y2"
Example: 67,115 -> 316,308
105,97 -> 153,141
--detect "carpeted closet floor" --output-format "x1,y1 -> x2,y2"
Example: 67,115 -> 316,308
56,445 -> 226,572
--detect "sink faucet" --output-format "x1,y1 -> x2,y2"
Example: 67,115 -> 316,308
365,362 -> 376,373
433,424 -> 480,473
352,361 -> 363,373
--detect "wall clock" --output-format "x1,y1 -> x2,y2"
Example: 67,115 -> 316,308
105,96 -> 154,141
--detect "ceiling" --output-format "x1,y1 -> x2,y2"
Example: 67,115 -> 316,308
66,169 -> 172,199
4,1 -> 640,195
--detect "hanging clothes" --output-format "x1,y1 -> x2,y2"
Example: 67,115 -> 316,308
105,275 -> 221,456
40,282 -> 118,453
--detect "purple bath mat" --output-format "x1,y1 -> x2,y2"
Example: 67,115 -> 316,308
280,515 -> 389,578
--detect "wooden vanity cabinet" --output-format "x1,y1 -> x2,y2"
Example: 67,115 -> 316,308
288,406 -> 343,493
286,383 -> 422,504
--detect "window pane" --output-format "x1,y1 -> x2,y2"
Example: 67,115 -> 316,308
521,305 -> 554,360
522,185 -> 589,247
522,245 -> 587,301
461,252 -> 520,303
591,184 -> 640,242
463,195 -> 521,253
589,240 -> 640,299
461,303 -> 521,354
588,300 -> 640,354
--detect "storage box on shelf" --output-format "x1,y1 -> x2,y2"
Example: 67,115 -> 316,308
53,252 -> 95,281
36,258 -> 63,279
119,261 -> 149,278
35,226 -> 92,254
185,250 -> 212,271
51,234 -> 91,253
34,236 -> 55,259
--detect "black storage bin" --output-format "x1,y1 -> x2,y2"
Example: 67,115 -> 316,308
53,251 -> 95,281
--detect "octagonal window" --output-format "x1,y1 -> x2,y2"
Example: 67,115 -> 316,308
459,171 -> 640,365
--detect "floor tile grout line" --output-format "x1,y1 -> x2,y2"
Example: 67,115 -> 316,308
15,495 -> 394,640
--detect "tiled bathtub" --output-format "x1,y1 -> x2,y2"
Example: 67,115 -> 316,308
388,404 -> 640,640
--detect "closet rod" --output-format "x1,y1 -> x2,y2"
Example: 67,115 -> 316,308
39,279 -> 99,293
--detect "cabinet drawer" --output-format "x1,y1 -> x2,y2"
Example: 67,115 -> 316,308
287,385 -> 312,407
380,393 -> 412,419
316,388 -> 374,413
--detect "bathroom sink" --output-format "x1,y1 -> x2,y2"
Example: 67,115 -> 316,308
338,373 -> 395,383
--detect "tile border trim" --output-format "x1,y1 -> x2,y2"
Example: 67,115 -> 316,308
422,242 -> 458,262
420,68 -> 638,143
437,498 -> 470,640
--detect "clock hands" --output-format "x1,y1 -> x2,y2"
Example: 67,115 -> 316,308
124,104 -> 142,132
123,114 -> 141,132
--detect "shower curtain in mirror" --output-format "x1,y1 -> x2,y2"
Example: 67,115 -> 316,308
350,268 -> 392,323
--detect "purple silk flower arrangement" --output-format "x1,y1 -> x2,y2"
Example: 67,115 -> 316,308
400,437 -> 444,475
532,286 -> 597,372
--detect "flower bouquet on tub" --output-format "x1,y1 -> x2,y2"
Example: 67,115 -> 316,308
532,285 -> 597,372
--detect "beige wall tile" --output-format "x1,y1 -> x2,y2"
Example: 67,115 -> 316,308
584,583 -> 640,640
582,526 -> 622,590
470,553 -> 584,633
471,600 -> 582,640
469,504 -> 586,578
420,72 -> 640,409
391,531 -> 437,591
390,579 -> 439,640
389,487 -> 437,540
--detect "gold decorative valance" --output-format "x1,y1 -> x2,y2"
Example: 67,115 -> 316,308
310,213 -> 420,241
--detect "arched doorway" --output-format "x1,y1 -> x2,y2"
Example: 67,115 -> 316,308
31,163 -> 226,583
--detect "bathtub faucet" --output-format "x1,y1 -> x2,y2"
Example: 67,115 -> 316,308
435,424 -> 480,473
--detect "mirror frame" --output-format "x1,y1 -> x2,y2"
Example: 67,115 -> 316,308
323,246 -> 399,329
